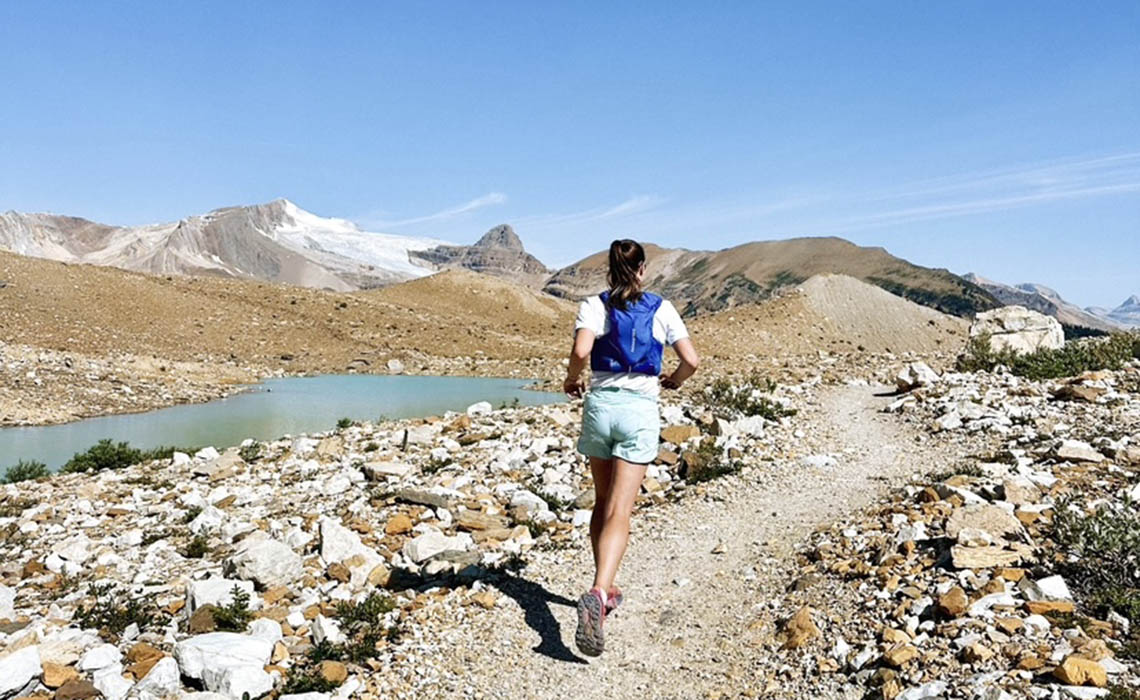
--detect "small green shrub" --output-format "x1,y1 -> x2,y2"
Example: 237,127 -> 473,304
702,373 -> 796,421
184,534 -> 209,558
336,417 -> 354,430
3,459 -> 49,484
182,506 -> 203,524
61,439 -> 143,474
213,586 -> 254,632
336,592 -> 396,625
139,445 -> 198,461
238,443 -> 262,463
1051,497 -> 1140,624
683,438 -> 742,484
75,583 -> 169,640
363,442 -> 379,453
279,668 -> 342,694
957,332 -> 1140,380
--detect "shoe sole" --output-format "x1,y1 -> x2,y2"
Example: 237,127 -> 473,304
575,592 -> 604,657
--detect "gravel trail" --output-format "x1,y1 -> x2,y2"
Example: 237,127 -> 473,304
428,383 -> 942,699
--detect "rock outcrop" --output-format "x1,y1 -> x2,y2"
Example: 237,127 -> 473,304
410,224 -> 548,288
969,305 -> 1065,354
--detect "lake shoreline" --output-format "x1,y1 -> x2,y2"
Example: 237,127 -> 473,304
1,340 -> 562,428
2,374 -> 565,472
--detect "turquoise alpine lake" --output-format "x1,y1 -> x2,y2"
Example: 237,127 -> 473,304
1,374 -> 564,471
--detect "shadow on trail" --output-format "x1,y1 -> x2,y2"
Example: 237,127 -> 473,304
490,572 -> 587,664
388,564 -> 586,664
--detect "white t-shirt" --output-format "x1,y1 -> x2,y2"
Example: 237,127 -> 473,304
574,294 -> 689,397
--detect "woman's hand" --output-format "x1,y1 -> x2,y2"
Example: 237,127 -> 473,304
659,375 -> 680,390
564,375 -> 586,398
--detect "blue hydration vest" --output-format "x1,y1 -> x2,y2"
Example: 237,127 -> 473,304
590,290 -> 664,375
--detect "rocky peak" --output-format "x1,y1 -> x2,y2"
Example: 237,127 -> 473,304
1121,295 -> 1140,308
473,224 -> 524,252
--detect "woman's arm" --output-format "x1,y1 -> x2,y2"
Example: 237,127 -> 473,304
563,328 -> 595,397
660,337 -> 699,390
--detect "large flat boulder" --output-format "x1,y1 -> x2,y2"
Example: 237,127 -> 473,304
970,306 -> 1064,355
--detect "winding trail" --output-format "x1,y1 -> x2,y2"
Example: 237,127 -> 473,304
431,383 -> 941,699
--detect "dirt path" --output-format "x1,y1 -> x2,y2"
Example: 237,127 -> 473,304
427,383 -> 935,699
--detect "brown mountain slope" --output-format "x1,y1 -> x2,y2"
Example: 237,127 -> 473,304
0,251 -> 571,375
690,274 -> 969,358
545,236 -> 998,318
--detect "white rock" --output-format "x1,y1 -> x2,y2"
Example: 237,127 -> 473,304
319,517 -> 366,563
896,362 -> 940,391
800,454 -> 838,469
172,451 -> 192,466
1023,614 -> 1051,634
1019,575 -> 1073,602
229,537 -> 303,588
195,446 -> 221,461
189,505 -> 226,534
201,664 -> 274,699
386,358 -> 405,374
1054,439 -> 1104,463
956,527 -> 994,547
53,535 -> 92,563
970,306 -> 1064,355
365,461 -> 411,479
729,415 -> 766,438
246,617 -> 283,643
311,614 -> 344,645
280,695 -> 331,700
571,509 -> 593,527
897,681 -> 949,700
968,592 -> 1017,618
173,632 -> 273,679
0,585 -> 14,621
466,401 -> 493,416
323,474 -> 352,496
0,646 -> 40,699
509,489 -> 548,514
92,664 -> 133,700
1059,688 -> 1109,699
78,642 -> 122,671
188,577 -> 259,612
403,530 -> 472,563
134,656 -> 181,697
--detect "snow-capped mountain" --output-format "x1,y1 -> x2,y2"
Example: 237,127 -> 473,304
0,200 -> 444,290
1088,295 -> 1140,328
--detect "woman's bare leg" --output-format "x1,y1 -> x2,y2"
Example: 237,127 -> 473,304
591,459 -> 647,593
588,457 -> 615,569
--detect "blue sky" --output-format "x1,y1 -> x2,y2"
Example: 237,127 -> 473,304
1,2 -> 1137,307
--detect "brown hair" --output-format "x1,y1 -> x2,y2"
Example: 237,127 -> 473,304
606,239 -> 646,310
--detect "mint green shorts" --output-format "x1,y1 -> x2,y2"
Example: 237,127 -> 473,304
577,388 -> 660,464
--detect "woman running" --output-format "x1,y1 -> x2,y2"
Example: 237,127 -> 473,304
563,239 -> 700,657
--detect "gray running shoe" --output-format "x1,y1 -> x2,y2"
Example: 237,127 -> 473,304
575,588 -> 606,656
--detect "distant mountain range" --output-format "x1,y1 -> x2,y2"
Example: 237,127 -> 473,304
964,274 -> 1138,331
1,199 -> 1132,326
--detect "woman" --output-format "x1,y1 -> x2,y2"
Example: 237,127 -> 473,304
563,239 -> 700,657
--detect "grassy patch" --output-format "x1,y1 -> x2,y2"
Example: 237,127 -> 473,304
957,332 -> 1140,380
280,669 -> 342,695
926,463 -> 984,482
702,373 -> 796,421
2,459 -> 49,484
336,417 -> 354,430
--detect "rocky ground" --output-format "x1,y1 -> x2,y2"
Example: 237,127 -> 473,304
1,354 -> 1138,699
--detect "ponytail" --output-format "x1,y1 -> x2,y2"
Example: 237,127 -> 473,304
606,239 -> 646,310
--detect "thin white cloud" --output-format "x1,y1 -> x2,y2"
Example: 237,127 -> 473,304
516,194 -> 665,230
373,192 -> 508,228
